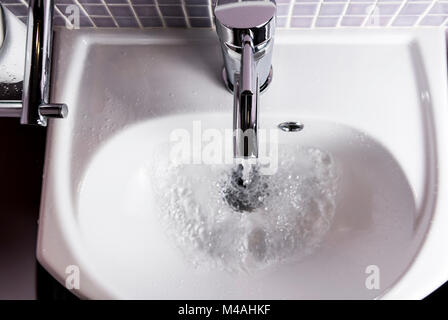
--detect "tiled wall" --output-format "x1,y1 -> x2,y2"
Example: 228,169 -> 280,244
1,0 -> 448,28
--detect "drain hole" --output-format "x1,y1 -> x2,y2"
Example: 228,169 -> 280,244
278,121 -> 304,132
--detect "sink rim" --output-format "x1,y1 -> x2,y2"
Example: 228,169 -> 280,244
38,27 -> 448,299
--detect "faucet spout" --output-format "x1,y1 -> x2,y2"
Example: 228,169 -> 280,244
234,34 -> 259,158
214,0 -> 276,159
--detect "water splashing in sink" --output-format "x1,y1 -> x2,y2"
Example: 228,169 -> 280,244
150,145 -> 339,272
223,162 -> 269,212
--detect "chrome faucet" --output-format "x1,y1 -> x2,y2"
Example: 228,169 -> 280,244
0,0 -> 67,126
214,0 -> 276,159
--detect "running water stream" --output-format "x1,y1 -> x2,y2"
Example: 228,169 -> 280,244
150,144 -> 339,272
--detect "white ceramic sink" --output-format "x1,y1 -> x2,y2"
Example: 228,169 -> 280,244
38,28 -> 448,299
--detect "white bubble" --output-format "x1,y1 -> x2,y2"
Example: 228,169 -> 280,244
149,144 -> 339,272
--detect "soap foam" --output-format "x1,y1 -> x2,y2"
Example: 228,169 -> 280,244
149,145 -> 339,272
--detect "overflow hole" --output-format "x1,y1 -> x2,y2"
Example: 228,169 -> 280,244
278,121 -> 304,132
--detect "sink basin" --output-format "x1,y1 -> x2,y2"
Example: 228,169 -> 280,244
38,28 -> 448,299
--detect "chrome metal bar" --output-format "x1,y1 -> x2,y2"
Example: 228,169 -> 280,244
22,0 -> 61,125
214,0 -> 276,159
0,0 -> 68,126
0,101 -> 22,117
39,103 -> 68,118
0,5 -> 5,50
233,34 -> 259,158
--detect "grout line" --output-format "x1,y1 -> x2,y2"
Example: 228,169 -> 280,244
337,0 -> 351,27
127,0 -> 143,29
208,0 -> 214,28
180,0 -> 191,28
286,0 -> 296,28
440,15 -> 448,27
361,0 -> 379,27
387,0 -> 408,27
311,0 -> 324,29
415,0 -> 437,26
10,0 -> 446,30
154,0 -> 167,28
18,0 -> 29,7
73,0 -> 97,28
100,0 -> 119,28
54,5 -> 73,28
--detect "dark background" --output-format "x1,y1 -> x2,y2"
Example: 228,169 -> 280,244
0,117 -> 446,300
0,117 -> 44,299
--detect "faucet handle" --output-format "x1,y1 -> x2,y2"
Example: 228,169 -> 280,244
39,104 -> 69,119
214,0 -> 276,49
214,0 -> 276,92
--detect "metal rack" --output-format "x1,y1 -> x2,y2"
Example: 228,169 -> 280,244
0,0 -> 67,126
